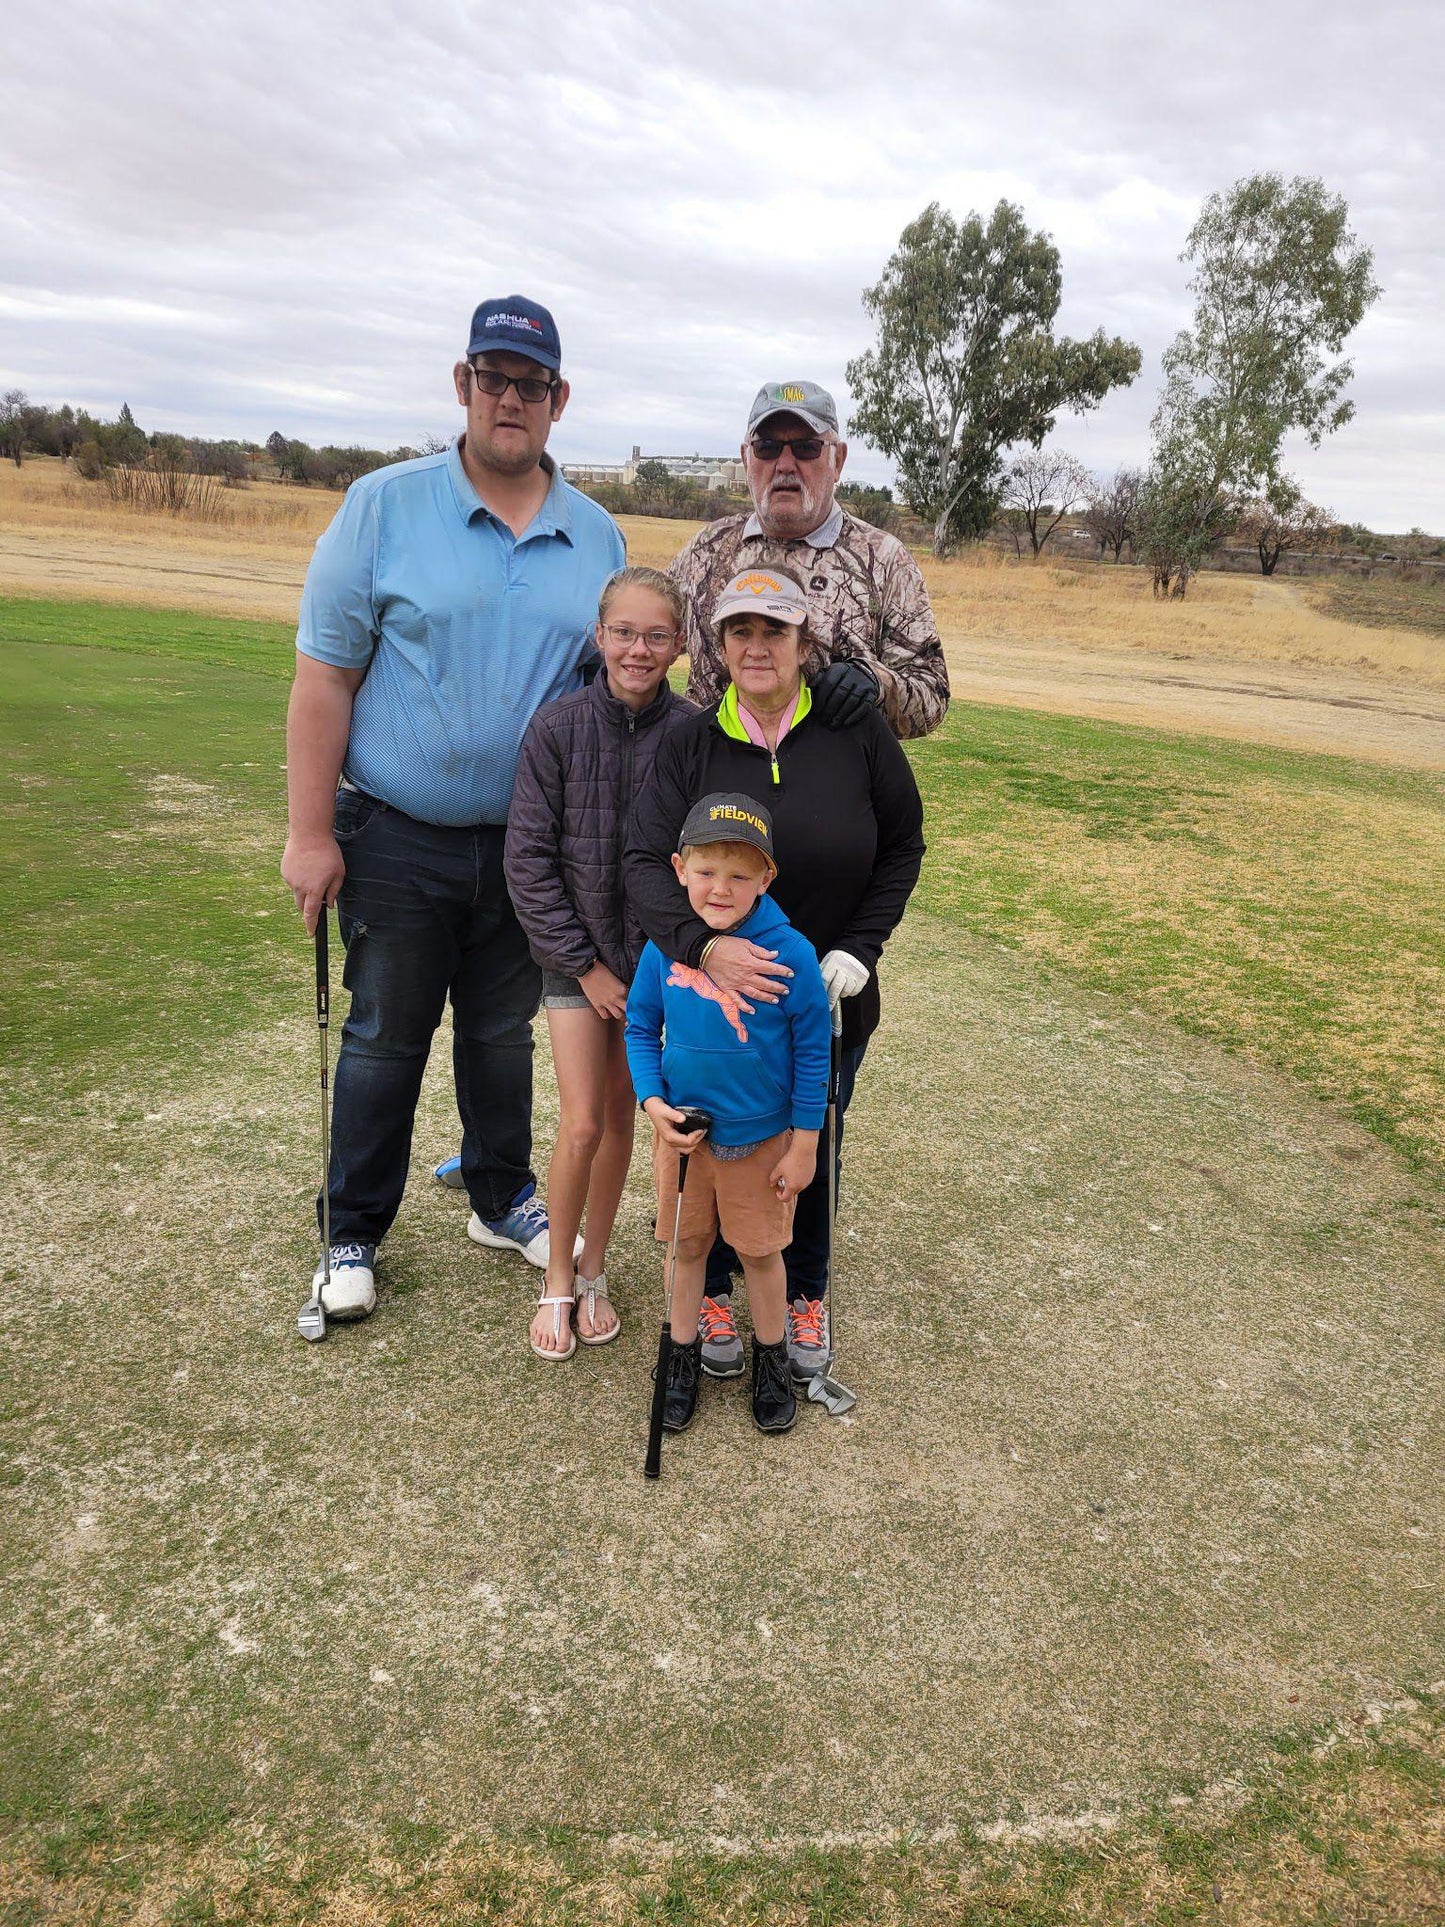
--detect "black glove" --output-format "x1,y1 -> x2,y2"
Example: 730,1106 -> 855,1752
811,657 -> 880,729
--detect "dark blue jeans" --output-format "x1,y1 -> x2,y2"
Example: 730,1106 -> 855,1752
321,789 -> 541,1246
705,1041 -> 866,1306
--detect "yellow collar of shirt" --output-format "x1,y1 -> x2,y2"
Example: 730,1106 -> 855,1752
717,679 -> 812,745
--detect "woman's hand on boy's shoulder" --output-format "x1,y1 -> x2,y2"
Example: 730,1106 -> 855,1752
703,936 -> 792,1006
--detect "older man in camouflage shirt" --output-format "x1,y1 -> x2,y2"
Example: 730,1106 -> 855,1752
670,380 -> 950,740
666,381 -> 948,1383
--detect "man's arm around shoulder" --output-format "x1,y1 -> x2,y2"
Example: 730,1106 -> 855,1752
873,532 -> 951,740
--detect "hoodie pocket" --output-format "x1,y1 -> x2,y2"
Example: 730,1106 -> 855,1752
662,1043 -> 790,1122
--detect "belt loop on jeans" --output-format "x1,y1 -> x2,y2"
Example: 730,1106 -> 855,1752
337,778 -> 388,813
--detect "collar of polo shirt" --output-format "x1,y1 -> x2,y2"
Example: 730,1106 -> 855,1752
742,502 -> 844,549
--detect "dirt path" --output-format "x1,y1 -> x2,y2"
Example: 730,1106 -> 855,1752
6,915 -> 1440,1837
0,528 -> 309,621
946,631 -> 1445,770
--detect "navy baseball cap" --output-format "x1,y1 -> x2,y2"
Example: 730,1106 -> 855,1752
467,295 -> 562,371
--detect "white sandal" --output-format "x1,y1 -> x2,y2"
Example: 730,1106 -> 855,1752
530,1287 -> 576,1362
574,1271 -> 620,1347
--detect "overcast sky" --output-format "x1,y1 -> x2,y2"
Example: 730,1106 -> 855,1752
4,0 -> 1441,529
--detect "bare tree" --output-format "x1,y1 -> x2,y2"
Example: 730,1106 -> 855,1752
1081,466 -> 1141,561
999,448 -> 1092,556
0,390 -> 30,466
1235,480 -> 1335,576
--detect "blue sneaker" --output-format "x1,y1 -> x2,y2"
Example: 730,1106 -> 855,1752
467,1183 -> 581,1271
312,1242 -> 377,1320
432,1154 -> 466,1189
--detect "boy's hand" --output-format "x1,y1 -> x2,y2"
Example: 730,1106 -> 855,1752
644,1097 -> 709,1152
770,1128 -> 820,1203
579,962 -> 629,1020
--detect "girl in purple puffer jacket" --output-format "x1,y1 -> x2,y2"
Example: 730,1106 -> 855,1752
505,566 -> 697,1361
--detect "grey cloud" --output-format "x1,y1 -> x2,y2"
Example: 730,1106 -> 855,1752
2,0 -> 1441,526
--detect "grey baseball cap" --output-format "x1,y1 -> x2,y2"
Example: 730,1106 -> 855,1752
746,380 -> 839,439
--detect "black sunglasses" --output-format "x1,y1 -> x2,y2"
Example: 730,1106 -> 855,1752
468,364 -> 560,404
749,433 -> 827,462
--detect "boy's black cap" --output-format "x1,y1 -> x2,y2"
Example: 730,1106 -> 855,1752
678,793 -> 776,869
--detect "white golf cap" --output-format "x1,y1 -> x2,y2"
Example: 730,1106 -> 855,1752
710,568 -> 809,632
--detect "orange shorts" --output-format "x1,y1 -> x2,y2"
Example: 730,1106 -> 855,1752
652,1131 -> 796,1258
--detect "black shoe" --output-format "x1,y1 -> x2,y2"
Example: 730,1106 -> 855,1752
751,1337 -> 797,1433
662,1336 -> 703,1433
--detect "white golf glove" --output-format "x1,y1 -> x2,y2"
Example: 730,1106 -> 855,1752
819,948 -> 870,1010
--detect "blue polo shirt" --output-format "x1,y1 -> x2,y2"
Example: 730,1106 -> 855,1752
296,440 -> 625,826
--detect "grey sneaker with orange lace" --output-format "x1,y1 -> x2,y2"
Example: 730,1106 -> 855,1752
699,1294 -> 745,1379
785,1297 -> 830,1383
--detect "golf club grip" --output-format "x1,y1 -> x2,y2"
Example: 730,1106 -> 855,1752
315,912 -> 329,1027
644,1323 -> 672,1479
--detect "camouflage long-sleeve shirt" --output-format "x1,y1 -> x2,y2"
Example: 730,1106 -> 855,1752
669,508 -> 950,740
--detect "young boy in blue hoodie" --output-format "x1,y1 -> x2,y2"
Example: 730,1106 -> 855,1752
625,793 -> 832,1433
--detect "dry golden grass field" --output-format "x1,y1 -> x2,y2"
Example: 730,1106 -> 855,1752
4,457 -> 1445,768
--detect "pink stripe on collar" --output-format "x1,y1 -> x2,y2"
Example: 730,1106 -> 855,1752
736,688 -> 802,749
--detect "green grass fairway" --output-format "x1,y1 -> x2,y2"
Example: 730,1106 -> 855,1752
3,603 -> 1443,1923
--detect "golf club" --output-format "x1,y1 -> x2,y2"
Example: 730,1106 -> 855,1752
644,1105 -> 713,1479
808,1006 -> 857,1416
296,910 -> 330,1344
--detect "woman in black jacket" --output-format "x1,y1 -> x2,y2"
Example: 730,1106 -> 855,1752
625,564 -> 925,1384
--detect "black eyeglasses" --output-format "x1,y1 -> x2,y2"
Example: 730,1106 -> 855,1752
749,434 -> 827,462
468,363 -> 559,404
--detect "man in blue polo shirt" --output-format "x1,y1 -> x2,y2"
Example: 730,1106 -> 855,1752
281,296 -> 625,1322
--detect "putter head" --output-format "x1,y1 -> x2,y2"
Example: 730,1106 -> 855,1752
807,1370 -> 856,1417
297,1294 -> 327,1343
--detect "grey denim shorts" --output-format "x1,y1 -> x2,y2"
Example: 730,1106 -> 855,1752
541,970 -> 591,1011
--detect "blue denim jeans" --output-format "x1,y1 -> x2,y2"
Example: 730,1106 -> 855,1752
322,788 -> 541,1246
705,1041 -> 867,1306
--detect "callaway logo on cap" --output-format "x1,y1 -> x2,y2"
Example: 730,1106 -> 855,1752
711,567 -> 809,632
467,295 -> 562,371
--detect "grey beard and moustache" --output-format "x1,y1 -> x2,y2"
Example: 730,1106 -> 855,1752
758,470 -> 832,536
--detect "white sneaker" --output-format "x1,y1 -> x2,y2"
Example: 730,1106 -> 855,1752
467,1187 -> 582,1270
313,1242 -> 377,1320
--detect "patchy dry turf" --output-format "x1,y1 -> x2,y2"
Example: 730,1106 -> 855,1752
4,523 -> 1445,1911
4,913 -> 1442,1861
